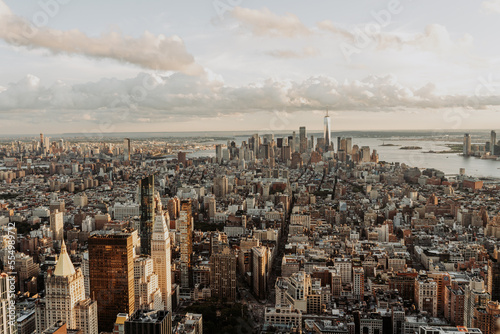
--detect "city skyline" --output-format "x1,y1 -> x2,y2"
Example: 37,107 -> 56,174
1,1 -> 500,133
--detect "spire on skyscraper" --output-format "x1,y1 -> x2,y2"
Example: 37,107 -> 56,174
54,240 -> 76,277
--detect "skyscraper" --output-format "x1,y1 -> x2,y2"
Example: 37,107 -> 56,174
215,144 -> 222,164
89,231 -> 135,332
151,209 -> 173,312
40,133 -> 44,154
123,138 -> 131,161
299,126 -> 307,153
210,246 -> 237,302
252,246 -> 269,300
50,209 -> 64,242
0,274 -> 16,334
463,133 -> 472,156
43,242 -> 98,334
133,257 -> 163,311
353,267 -> 364,301
213,176 -> 228,198
179,200 -> 193,292
491,130 -> 497,155
464,278 -> 490,328
140,175 -> 155,255
324,110 -> 331,152
488,259 -> 500,302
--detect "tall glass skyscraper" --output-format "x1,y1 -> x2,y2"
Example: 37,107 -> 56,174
491,130 -> 497,155
140,175 -> 155,255
324,110 -> 331,152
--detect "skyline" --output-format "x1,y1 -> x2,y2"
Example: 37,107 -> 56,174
0,1 -> 500,133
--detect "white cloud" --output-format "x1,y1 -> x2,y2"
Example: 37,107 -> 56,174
1,73 -> 498,127
482,0 -> 500,13
230,7 -> 311,37
229,8 -> 475,60
0,0 -> 202,75
266,46 -> 319,59
317,20 -> 355,41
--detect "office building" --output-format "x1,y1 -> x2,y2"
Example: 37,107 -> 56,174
473,301 -> 500,334
89,230 -> 135,332
415,277 -> 438,317
177,152 -> 187,166
299,126 -> 307,153
123,138 -> 131,161
151,209 -> 173,312
252,246 -> 269,300
179,200 -> 193,291
324,111 -> 331,152
140,175 -> 155,255
353,267 -> 364,301
488,259 -> 500,302
124,310 -> 171,334
50,210 -> 64,242
463,133 -> 472,156
42,242 -> 98,334
491,130 -> 497,155
133,257 -> 163,311
464,278 -> 490,328
0,274 -> 16,334
213,176 -> 228,198
209,247 -> 237,301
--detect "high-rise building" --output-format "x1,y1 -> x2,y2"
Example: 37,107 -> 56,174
464,278 -> 490,328
463,133 -> 472,156
415,277 -> 438,317
299,126 -> 307,153
140,175 -> 155,255
89,230 -> 135,332
123,138 -> 131,161
345,137 -> 352,155
0,274 -> 16,334
428,272 -> 451,316
252,246 -> 269,300
210,247 -> 237,301
151,210 -> 172,312
215,144 -> 222,164
488,259 -> 500,302
492,130 -> 497,155
324,111 -> 331,152
124,310 -> 171,334
134,257 -> 163,311
179,200 -> 193,291
213,176 -> 228,198
40,133 -> 44,151
353,267 -> 364,300
50,210 -> 64,242
177,151 -> 187,166
42,242 -> 98,334
473,301 -> 500,334
334,258 -> 352,284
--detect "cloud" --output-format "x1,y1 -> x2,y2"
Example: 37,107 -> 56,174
230,8 -> 475,60
1,73 -> 499,127
266,47 -> 319,59
0,0 -> 202,75
377,24 -> 474,55
317,20 -> 355,41
230,7 -> 311,37
482,0 -> 500,13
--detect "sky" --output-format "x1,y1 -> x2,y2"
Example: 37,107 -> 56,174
0,0 -> 500,134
